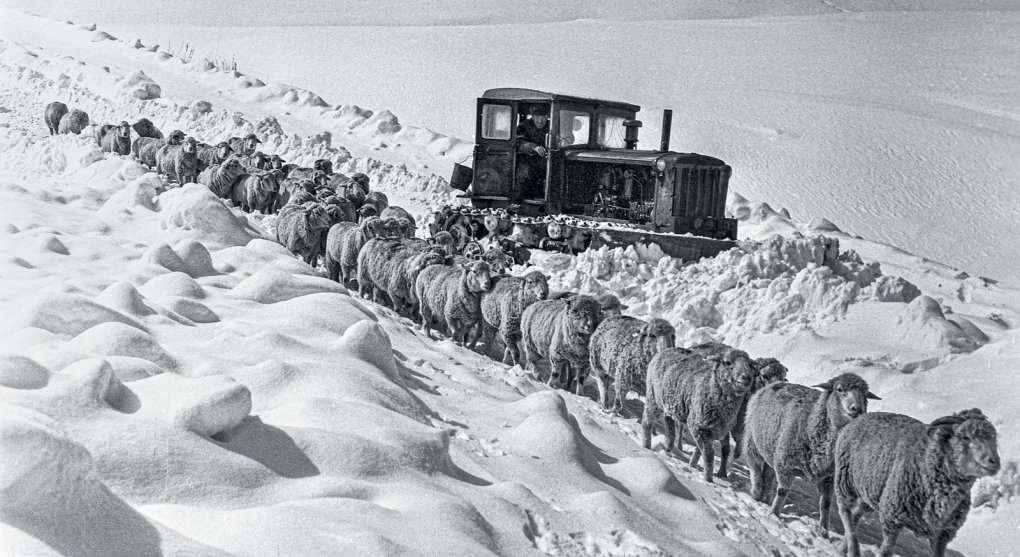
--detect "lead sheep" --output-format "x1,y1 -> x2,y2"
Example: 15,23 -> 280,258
589,316 -> 675,414
835,409 -> 1000,557
642,347 -> 754,483
57,109 -> 90,135
480,271 -> 550,366
131,118 -> 163,139
415,260 -> 493,345
99,121 -> 132,155
275,202 -> 332,266
44,102 -> 68,135
743,373 -> 879,537
520,296 -> 603,394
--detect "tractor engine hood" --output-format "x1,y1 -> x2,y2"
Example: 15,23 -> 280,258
563,149 -> 726,168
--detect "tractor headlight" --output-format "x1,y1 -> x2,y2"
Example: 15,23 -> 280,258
654,158 -> 667,172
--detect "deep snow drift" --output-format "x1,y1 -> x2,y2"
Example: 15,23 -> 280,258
1,3 -> 1019,557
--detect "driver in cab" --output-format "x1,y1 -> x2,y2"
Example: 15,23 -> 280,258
512,104 -> 550,204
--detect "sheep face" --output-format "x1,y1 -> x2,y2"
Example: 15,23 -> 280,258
711,349 -> 754,394
815,373 -> 879,419
398,218 -> 415,239
933,410 -> 1001,478
243,137 -> 259,154
565,296 -> 602,336
168,130 -> 185,145
379,218 -> 403,239
181,137 -> 198,154
222,158 -> 243,175
117,121 -> 131,139
464,261 -> 492,294
483,248 -> 510,274
597,294 -> 626,317
216,142 -> 233,160
432,232 -> 456,256
314,159 -> 333,175
269,154 -> 284,170
307,204 -> 332,231
753,358 -> 788,389
359,205 -> 378,221
643,318 -> 676,353
522,272 -> 550,303
360,216 -> 384,239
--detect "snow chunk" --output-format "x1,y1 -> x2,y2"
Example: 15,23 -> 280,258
118,70 -> 161,100
9,292 -> 145,336
99,172 -> 161,213
67,322 -> 178,370
902,295 -> 981,353
0,354 -> 49,389
228,267 -> 346,303
190,100 -> 212,115
96,281 -> 156,317
140,271 -> 207,300
334,320 -> 400,385
132,374 -> 252,437
35,233 -> 69,255
871,275 -> 921,303
159,183 -> 262,246
163,297 -> 219,324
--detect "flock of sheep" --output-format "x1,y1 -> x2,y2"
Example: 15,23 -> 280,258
44,102 -> 1002,557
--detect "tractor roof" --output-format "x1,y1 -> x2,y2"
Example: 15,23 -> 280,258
565,150 -> 727,166
481,88 -> 641,113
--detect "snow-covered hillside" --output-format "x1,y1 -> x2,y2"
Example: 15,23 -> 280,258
1,4 -> 1018,557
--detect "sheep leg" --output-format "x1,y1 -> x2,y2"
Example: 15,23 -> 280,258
815,476 -> 834,538
690,447 -> 701,468
664,416 -> 678,456
837,497 -> 861,557
877,524 -> 901,557
931,530 -> 953,557
695,429 -> 716,483
717,437 -> 731,479
505,338 -> 523,367
611,379 -> 625,415
420,306 -> 434,340
747,455 -> 768,502
641,397 -> 660,450
467,322 -> 483,351
769,469 -> 793,515
573,364 -> 589,396
593,373 -> 609,410
548,359 -> 566,388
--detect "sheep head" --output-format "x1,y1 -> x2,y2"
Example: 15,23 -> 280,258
597,294 -> 626,317
168,129 -> 185,145
930,409 -> 1000,479
564,295 -> 602,336
314,158 -> 333,175
117,121 -> 131,139
220,158 -> 244,178
360,216 -> 384,239
462,260 -> 492,294
521,271 -> 550,304
358,204 -> 379,221
707,348 -> 754,394
305,203 -> 332,233
431,231 -> 457,257
351,172 -> 370,191
380,217 -> 403,239
641,318 -> 676,355
269,154 -> 284,170
752,357 -> 788,390
812,373 -> 878,420
482,247 -> 510,274
131,118 -> 153,136
398,217 -> 416,239
216,142 -> 233,161
181,136 -> 198,154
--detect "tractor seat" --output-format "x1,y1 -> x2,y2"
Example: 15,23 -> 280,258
523,198 -> 545,205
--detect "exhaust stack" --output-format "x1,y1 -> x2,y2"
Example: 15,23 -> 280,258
660,109 -> 673,152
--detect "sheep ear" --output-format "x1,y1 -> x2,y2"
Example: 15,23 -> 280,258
930,415 -> 965,428
812,380 -> 834,391
705,354 -> 722,363
865,391 -> 881,400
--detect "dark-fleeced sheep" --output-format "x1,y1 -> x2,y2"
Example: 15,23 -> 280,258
343,183 -> 367,209
350,172 -> 371,193
356,238 -> 405,306
520,296 -> 603,394
380,205 -> 416,230
131,118 -> 163,139
323,216 -> 385,286
233,169 -> 285,214
196,141 -> 232,172
415,260 -> 493,346
275,202 -> 332,266
134,129 -> 183,168
835,409 -> 1000,557
480,271 -> 550,366
198,158 -> 247,199
388,243 -> 447,318
99,121 -> 132,155
642,347 -> 754,483
57,109 -> 90,135
589,316 -> 675,414
44,102 -> 68,135
743,373 -> 880,537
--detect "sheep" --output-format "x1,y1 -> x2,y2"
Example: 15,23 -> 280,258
350,172 -> 371,193
228,133 -> 261,157
285,166 -> 316,181
743,373 -> 879,538
388,244 -> 447,318
343,183 -> 367,209
358,204 -> 379,221
642,348 -> 755,483
313,158 -> 333,176
520,296 -> 603,394
134,129 -> 182,168
836,409 -> 999,557
269,154 -> 285,170
276,178 -> 316,210
356,238 -> 401,305
320,195 -> 357,225
589,316 -> 675,413
131,118 -> 163,139
196,141 -> 232,171
480,271 -> 550,366
431,231 -> 457,257
596,294 -> 627,317
323,216 -> 385,285
232,169 -> 285,214
44,102 -> 68,135
243,151 -> 270,172
156,136 -> 199,185
57,108 -> 90,135
99,121 -> 132,155
415,260 -> 493,345
381,205 -> 416,230
364,191 -> 389,214
275,202 -> 332,266
198,158 -> 247,199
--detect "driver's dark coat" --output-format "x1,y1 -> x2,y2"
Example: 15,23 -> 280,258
516,119 -> 549,154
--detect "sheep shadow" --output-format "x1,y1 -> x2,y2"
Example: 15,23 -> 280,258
213,416 -> 320,479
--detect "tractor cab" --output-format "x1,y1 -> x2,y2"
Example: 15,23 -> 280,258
465,88 -> 642,216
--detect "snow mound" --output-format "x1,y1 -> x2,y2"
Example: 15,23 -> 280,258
133,374 -> 252,437
0,127 -> 103,177
66,322 -> 178,370
96,281 -> 156,317
140,271 -> 207,300
163,297 -> 220,324
228,267 -> 346,303
159,183 -> 263,247
0,354 -> 49,389
525,511 -> 669,557
333,320 -> 400,385
99,172 -> 161,214
9,292 -> 145,337
900,295 -> 983,353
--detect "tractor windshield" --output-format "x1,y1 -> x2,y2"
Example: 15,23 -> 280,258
557,110 -> 591,148
597,115 -> 628,148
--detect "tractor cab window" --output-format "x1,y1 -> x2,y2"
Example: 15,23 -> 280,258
481,104 -> 512,140
597,115 -> 628,148
557,110 -> 590,148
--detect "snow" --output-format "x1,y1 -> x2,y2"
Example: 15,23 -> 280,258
1,2 -> 1018,556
